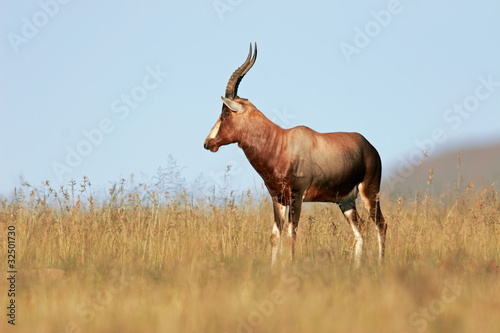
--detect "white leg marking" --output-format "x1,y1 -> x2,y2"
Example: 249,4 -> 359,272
287,221 -> 294,261
345,209 -> 363,268
287,222 -> 293,238
377,231 -> 382,261
271,222 -> 281,267
351,224 -> 363,268
271,205 -> 287,267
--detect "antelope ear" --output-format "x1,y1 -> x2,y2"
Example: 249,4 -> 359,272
221,96 -> 245,114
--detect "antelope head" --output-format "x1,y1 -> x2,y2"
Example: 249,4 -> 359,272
204,43 -> 257,153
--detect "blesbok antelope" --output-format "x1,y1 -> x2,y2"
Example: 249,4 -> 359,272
204,43 -> 387,267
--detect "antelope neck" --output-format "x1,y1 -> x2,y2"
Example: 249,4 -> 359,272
238,112 -> 286,179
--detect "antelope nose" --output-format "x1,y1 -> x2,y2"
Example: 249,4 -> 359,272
203,142 -> 207,149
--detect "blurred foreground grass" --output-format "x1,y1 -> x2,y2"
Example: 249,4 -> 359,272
0,179 -> 499,333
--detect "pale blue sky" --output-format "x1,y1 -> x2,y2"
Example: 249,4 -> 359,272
1,0 -> 499,196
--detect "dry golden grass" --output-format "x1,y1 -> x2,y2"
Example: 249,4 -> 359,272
0,179 -> 499,333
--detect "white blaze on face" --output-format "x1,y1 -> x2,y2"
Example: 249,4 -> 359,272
207,118 -> 221,140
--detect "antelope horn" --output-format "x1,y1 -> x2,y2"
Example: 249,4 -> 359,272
224,42 -> 257,99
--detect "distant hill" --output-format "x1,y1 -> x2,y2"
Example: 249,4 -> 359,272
382,142 -> 500,198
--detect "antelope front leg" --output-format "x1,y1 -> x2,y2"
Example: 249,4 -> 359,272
270,201 -> 286,267
289,192 -> 303,262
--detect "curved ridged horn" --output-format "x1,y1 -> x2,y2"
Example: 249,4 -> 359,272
225,42 -> 257,99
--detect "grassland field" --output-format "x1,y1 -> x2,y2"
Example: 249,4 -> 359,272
0,177 -> 499,333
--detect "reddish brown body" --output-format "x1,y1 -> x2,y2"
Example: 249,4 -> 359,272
204,44 -> 387,267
